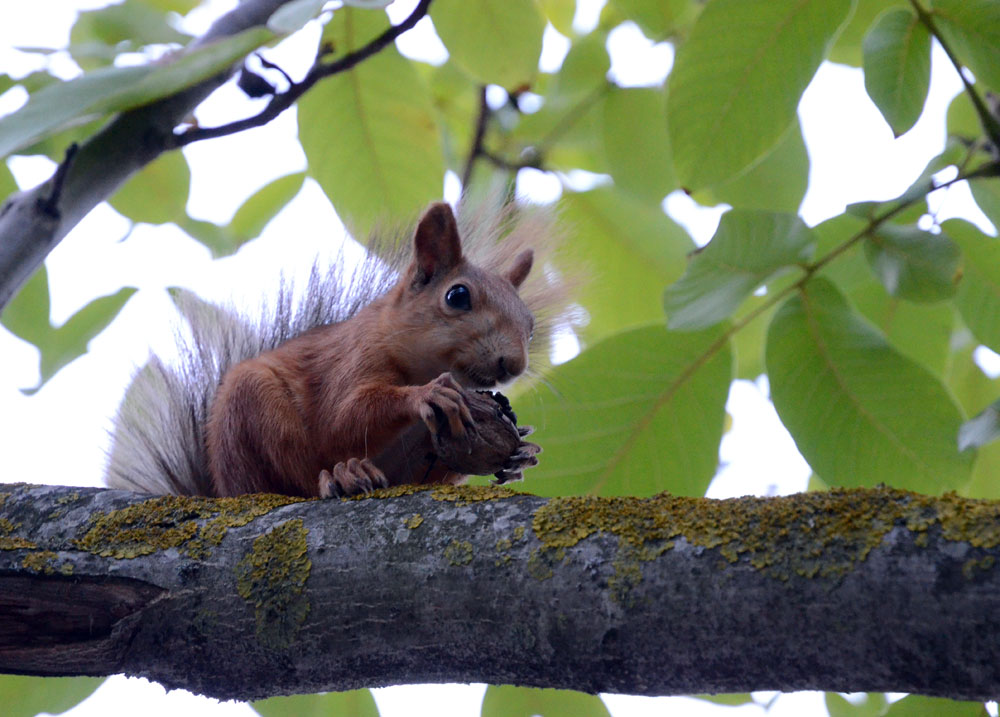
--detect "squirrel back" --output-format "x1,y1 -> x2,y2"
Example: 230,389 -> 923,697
106,199 -> 565,497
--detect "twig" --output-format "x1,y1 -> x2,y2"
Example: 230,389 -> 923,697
675,163 -> 1000,386
460,85 -> 490,190
908,0 -> 1000,149
171,0 -> 434,148
34,142 -> 78,219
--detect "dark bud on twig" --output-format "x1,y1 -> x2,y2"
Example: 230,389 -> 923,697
237,64 -> 275,99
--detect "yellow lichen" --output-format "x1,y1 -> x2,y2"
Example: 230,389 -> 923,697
529,487 -> 1000,594
444,539 -> 474,566
22,550 -> 70,575
74,493 -> 303,560
432,484 -> 520,504
405,514 -> 424,529
235,518 -> 312,650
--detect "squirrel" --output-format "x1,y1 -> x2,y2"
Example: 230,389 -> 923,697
105,200 -> 565,499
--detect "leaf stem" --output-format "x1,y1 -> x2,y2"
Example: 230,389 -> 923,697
907,0 -> 1000,149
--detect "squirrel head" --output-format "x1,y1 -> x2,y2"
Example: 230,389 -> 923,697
389,202 -> 536,389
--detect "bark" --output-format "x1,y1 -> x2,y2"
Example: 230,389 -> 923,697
0,0 -> 295,310
1,482 -> 1000,701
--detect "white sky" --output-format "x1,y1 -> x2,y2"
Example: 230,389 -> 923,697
0,1 -> 996,716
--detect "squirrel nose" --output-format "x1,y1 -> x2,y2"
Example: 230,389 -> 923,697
498,354 -> 526,382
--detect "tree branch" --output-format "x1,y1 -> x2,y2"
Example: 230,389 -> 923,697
2,483 -> 1000,701
169,0 -> 434,148
0,0 -> 301,312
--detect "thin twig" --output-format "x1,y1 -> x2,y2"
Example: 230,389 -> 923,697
461,85 -> 490,190
35,142 -> 78,219
171,0 -> 433,148
674,163 -> 1000,385
908,0 -> 1000,149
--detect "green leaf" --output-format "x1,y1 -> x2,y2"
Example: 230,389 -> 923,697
667,0 -> 853,191
559,187 -> 692,343
766,278 -> 973,493
229,172 -> 306,241
699,117 -> 809,213
556,31 -> 610,98
299,9 -> 443,236
945,78 -> 982,139
110,150 -> 191,225
602,86 -> 675,203
424,61 -> 479,170
0,26 -> 274,160
0,264 -> 50,346
969,176 -> 1000,231
518,323 -> 733,497
950,218 -> 1000,353
610,0 -> 700,40
847,281 -> 954,376
0,160 -> 17,201
884,695 -> 987,717
267,0 -> 328,34
37,287 -> 138,390
70,1 -> 189,69
0,675 -> 104,717
825,692 -> 889,717
931,0 -> 1000,93
536,0 -> 577,37
863,224 -> 960,302
829,0 -> 907,66
664,209 -> 814,330
253,689 -> 379,717
959,398 -> 1000,451
510,75 -> 610,174
482,686 -> 610,717
862,8 -> 930,137
431,0 -> 544,89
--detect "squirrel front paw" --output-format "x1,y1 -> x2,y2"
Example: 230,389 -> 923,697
412,372 -> 476,442
319,458 -> 389,498
493,426 -> 541,485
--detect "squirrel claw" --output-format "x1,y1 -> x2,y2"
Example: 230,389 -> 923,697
319,458 -> 388,498
517,425 -> 535,438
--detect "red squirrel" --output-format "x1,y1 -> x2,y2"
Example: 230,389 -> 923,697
106,201 -> 563,498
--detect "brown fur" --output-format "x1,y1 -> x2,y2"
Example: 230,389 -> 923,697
205,202 -> 537,498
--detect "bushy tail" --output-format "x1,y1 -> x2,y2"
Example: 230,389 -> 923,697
105,199 -> 569,495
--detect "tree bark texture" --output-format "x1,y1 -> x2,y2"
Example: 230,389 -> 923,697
0,0 -> 295,310
1,482 -> 999,701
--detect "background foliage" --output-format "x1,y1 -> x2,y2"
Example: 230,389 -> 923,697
2,0 -> 1000,715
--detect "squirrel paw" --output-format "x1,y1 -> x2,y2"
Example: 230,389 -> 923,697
413,372 -> 476,446
319,458 -> 388,498
492,431 -> 541,485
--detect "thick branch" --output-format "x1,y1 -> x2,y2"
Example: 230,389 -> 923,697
0,0 -> 299,311
2,483 -> 1000,701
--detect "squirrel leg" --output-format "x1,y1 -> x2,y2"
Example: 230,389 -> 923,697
319,458 -> 388,498
207,361 -> 316,497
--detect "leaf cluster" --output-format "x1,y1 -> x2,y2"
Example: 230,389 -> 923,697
3,0 -> 1000,713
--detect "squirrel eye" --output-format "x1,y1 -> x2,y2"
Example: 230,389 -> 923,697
445,284 -> 472,310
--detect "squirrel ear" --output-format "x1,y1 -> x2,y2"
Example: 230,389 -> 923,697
412,202 -> 463,285
506,249 -> 533,289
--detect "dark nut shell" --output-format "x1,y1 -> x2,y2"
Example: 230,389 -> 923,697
433,391 -> 521,475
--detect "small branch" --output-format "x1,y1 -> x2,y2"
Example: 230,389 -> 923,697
0,0 -> 298,312
676,164 -> 999,383
460,85 -> 490,190
34,142 -> 78,219
171,0 -> 434,148
908,0 -> 1000,149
